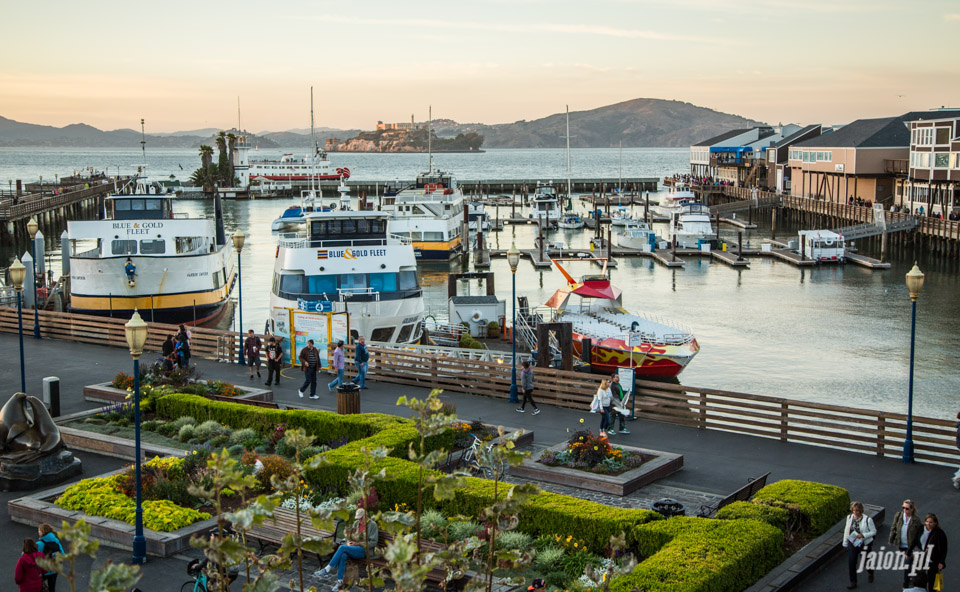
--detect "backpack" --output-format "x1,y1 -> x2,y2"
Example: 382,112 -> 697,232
42,538 -> 62,558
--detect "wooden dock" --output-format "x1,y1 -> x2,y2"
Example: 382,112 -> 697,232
710,250 -> 750,267
0,180 -> 120,246
719,217 -> 758,229
843,253 -> 891,269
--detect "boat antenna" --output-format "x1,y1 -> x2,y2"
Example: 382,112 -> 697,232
237,96 -> 242,132
618,139 -> 623,195
140,118 -> 147,170
428,105 -> 433,174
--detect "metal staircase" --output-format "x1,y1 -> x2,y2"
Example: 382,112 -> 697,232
832,217 -> 917,241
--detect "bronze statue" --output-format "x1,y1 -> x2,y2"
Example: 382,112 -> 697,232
0,393 -> 81,491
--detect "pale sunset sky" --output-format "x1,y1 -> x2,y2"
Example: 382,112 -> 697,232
2,0 -> 958,133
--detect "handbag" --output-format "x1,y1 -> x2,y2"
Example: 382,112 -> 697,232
933,572 -> 943,591
589,395 -> 600,414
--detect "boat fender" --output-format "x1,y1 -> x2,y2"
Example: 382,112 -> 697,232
823,239 -> 834,246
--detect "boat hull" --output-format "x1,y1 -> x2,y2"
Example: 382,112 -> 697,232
571,334 -> 698,378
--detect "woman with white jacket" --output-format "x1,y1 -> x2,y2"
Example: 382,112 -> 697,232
842,500 -> 877,589
594,379 -> 613,437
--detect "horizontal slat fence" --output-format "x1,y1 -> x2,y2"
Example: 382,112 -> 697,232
1,307 -> 956,467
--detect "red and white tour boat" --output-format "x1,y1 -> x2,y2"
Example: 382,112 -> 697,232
249,151 -> 350,181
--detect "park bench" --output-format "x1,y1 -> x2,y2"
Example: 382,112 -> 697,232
697,471 -> 771,518
246,507 -> 335,556
346,530 -> 475,591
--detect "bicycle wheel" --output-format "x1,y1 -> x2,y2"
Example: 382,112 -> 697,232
181,579 -> 205,592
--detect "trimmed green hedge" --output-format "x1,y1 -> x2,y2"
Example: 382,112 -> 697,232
613,517 -> 784,592
715,501 -> 790,531
751,479 -> 849,536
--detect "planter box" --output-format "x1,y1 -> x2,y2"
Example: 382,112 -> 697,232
84,381 -> 273,405
7,468 -> 216,557
510,443 -> 682,496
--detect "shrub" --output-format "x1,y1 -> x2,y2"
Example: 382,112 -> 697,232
716,501 -> 790,531
159,416 -> 196,438
195,420 -> 229,442
178,425 -> 196,443
227,444 -> 244,457
545,570 -> 571,589
558,550 -> 603,578
141,420 -> 161,432
534,546 -> 566,572
256,455 -> 293,491
751,480 -> 849,537
301,445 -> 329,460
487,321 -> 500,337
229,428 -> 258,447
144,456 -> 186,480
420,509 -> 447,540
449,520 -> 480,541
496,531 -> 532,550
209,435 -> 230,449
111,372 -> 134,390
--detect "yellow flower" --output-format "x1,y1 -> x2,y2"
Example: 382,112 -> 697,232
574,542 -> 579,548
579,418 -> 584,424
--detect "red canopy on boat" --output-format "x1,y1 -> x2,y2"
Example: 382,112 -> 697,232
571,279 -> 621,300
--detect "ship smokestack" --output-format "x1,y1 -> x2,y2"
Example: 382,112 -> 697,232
214,187 -> 225,246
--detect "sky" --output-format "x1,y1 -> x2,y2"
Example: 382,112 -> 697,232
2,0 -> 958,133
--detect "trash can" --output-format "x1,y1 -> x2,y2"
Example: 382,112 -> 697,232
336,383 -> 361,415
652,498 -> 686,518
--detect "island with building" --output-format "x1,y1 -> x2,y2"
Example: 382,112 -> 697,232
325,117 -> 484,153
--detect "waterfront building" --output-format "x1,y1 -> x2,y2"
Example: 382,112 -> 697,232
689,125 -> 803,186
765,125 -> 823,193
896,111 -> 960,216
788,110 -> 960,206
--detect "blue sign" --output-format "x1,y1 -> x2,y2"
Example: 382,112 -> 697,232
297,299 -> 333,312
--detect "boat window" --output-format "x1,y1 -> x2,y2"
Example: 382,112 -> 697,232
340,273 -> 367,291
397,324 -> 414,342
307,275 -> 337,294
279,273 -> 305,294
423,231 -> 443,241
356,219 -> 368,233
213,271 -> 221,289
175,237 -> 204,254
370,327 -> 395,342
340,219 -> 357,234
145,199 -> 163,211
412,206 -> 426,215
399,270 -> 419,291
111,240 -> 137,255
139,239 -> 165,254
114,199 -> 130,211
369,273 -> 398,292
310,221 -> 326,236
130,199 -> 145,211
327,220 -> 342,234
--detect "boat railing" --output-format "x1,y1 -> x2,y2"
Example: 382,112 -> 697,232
577,307 -> 695,345
278,234 -> 406,249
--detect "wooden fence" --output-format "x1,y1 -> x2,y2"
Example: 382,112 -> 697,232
1,307 -> 957,467
365,347 -> 960,467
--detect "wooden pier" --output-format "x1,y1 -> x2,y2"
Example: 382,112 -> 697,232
0,179 -> 120,246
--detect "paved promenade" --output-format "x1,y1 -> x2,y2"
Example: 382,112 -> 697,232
1,333 -> 957,591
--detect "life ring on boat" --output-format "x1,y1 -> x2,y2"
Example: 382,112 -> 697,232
444,188 -> 454,195
823,239 -> 834,246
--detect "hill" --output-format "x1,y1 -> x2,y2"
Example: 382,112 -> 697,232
447,99 -> 765,148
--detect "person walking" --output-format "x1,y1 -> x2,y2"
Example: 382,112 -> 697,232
244,330 -> 262,380
841,501 -> 876,589
515,361 -> 539,415
889,499 -> 923,588
264,336 -> 283,387
36,524 -> 62,592
313,508 -> 379,592
177,324 -> 192,367
593,379 -> 613,437
328,340 -> 345,392
609,373 -> 630,435
920,513 -> 947,592
354,336 -> 369,389
298,340 -> 321,400
14,539 -> 44,592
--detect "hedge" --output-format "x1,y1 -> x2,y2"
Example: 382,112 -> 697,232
613,517 -> 784,592
751,479 -> 849,536
715,501 -> 790,531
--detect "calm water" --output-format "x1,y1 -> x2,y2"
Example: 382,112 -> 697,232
2,147 -> 958,420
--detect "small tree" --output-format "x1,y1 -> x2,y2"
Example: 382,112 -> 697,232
37,519 -> 141,592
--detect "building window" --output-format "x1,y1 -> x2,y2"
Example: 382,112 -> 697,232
935,153 -> 949,168
936,127 -> 950,145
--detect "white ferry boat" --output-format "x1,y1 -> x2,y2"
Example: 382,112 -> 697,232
66,178 -> 235,325
382,170 -> 464,260
528,181 -> 562,223
611,206 -> 634,226
616,220 -> 657,251
270,211 -> 424,343
248,151 -> 349,181
656,183 -> 697,218
667,203 -> 716,249
467,200 -> 490,232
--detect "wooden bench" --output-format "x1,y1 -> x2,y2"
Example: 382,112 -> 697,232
697,471 -> 771,518
246,507 -> 334,556
345,530 -> 474,591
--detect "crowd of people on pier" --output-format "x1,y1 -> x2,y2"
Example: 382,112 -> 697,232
668,173 -> 736,187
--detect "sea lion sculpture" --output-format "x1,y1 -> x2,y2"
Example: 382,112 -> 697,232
0,392 -> 82,491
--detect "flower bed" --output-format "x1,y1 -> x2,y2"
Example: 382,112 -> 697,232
538,430 -> 644,475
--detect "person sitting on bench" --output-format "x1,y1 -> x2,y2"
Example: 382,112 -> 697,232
314,508 -> 378,591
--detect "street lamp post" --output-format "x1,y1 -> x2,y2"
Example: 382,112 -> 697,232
124,310 -> 148,564
902,263 -> 925,463
27,217 -> 40,339
10,259 -> 26,393
507,242 -> 521,404
232,231 -> 246,365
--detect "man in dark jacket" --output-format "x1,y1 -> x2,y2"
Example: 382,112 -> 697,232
354,336 -> 369,389
889,499 -> 924,588
298,340 -> 320,399
264,337 -> 283,387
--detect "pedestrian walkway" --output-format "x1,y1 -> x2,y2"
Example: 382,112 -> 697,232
1,333 -> 956,591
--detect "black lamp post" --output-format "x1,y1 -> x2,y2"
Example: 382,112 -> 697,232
124,310 -> 148,564
27,217 -> 40,339
232,231 -> 246,365
10,258 -> 26,393
507,242 -> 520,404
902,263 -> 925,463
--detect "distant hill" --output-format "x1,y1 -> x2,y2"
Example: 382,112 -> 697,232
0,99 -> 764,148
441,99 -> 766,148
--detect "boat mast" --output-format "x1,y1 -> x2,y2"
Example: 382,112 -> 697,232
428,105 -> 433,174
618,140 -> 623,196
139,118 -> 147,170
565,106 -> 572,202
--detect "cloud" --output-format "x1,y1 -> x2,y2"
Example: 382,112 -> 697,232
945,13 -> 960,20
